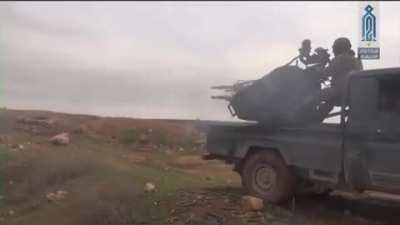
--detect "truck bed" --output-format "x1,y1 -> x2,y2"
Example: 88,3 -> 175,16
206,121 -> 344,178
206,121 -> 341,140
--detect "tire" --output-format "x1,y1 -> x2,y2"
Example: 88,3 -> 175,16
240,151 -> 294,203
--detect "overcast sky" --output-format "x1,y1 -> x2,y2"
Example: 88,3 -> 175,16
1,2 -> 399,121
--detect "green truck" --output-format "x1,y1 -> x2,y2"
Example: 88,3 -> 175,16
205,67 -> 400,203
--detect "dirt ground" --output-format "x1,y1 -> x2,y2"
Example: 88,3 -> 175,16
0,108 -> 399,225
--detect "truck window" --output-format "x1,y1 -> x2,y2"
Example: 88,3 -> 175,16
347,76 -> 378,127
378,79 -> 400,114
377,78 -> 400,128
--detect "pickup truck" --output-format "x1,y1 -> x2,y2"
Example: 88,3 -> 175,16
204,67 -> 400,203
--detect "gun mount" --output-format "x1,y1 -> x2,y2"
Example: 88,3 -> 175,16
211,46 -> 335,126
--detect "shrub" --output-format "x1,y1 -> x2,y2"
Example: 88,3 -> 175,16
119,128 -> 138,145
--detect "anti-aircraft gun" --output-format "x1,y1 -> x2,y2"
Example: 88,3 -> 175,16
212,46 -> 336,126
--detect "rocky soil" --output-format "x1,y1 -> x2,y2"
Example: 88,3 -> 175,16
0,108 -> 398,225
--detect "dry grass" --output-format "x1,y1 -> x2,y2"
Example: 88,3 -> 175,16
76,179 -> 153,225
6,150 -> 97,204
118,126 -> 199,150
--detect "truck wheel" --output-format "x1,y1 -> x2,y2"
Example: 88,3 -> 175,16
241,151 -> 294,203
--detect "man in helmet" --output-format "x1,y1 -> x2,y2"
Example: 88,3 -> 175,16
298,39 -> 330,68
323,37 -> 363,106
298,39 -> 312,65
306,37 -> 363,122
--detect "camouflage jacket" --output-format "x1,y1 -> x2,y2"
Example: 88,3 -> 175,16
324,52 -> 363,92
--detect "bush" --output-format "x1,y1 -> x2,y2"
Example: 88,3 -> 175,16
119,128 -> 138,145
180,134 -> 197,150
150,130 -> 170,147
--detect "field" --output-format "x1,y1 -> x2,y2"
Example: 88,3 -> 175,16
0,108 -> 398,225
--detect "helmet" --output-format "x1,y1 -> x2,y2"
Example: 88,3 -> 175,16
302,39 -> 311,47
299,39 -> 312,57
332,37 -> 351,56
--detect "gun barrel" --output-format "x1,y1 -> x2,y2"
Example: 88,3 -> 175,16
211,85 -> 234,90
211,95 -> 232,101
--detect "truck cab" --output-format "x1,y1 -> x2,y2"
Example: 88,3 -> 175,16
345,67 -> 400,193
205,67 -> 400,203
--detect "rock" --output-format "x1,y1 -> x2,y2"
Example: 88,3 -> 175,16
203,213 -> 224,225
57,190 -> 68,196
153,201 -> 160,206
8,210 -> 14,216
144,182 -> 156,193
240,196 -> 264,212
49,132 -> 70,145
139,134 -> 149,145
10,143 -> 24,152
46,193 -> 56,201
165,149 -> 173,155
46,190 -> 68,202
166,216 -> 179,224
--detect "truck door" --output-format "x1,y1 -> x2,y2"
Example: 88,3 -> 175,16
346,74 -> 400,192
